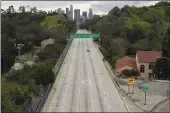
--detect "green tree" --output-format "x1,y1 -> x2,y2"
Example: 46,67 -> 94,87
121,69 -> 131,77
130,69 -> 140,77
18,6 -> 26,13
31,63 -> 55,86
2,93 -> 19,112
9,86 -> 32,105
121,69 -> 139,77
112,56 -> 120,68
38,42 -> 65,60
1,35 -> 16,73
162,24 -> 170,58
154,57 -> 170,80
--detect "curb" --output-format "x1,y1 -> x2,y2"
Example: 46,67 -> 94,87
150,98 -> 169,112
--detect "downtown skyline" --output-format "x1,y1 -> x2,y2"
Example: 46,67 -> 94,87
57,5 -> 93,23
2,1 -> 159,16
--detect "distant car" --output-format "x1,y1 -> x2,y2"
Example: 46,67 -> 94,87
87,49 -> 90,52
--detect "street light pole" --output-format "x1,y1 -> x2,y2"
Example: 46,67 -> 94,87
17,46 -> 21,61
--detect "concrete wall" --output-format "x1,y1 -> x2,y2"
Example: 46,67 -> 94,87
115,65 -> 134,76
41,38 -> 55,48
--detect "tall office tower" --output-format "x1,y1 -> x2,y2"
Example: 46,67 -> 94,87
61,10 -> 65,14
68,11 -> 72,21
74,9 -> 80,22
70,5 -> 73,20
57,8 -> 62,14
66,7 -> 69,18
88,8 -> 93,19
82,12 -> 87,18
82,12 -> 88,22
66,8 -> 69,14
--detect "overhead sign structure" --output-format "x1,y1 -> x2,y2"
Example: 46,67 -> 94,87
69,34 -> 100,39
128,78 -> 135,85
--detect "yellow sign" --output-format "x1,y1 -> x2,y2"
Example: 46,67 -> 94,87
128,78 -> 135,84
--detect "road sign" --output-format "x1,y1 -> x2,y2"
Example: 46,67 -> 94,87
128,78 -> 135,85
91,34 -> 100,39
69,34 -> 100,38
142,86 -> 149,105
142,86 -> 149,92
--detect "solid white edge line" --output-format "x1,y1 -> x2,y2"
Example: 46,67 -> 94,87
94,42 -> 129,112
125,104 -> 130,112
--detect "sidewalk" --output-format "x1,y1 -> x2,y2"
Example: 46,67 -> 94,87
119,84 -> 168,112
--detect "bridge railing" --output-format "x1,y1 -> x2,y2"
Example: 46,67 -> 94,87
35,39 -> 73,112
24,39 -> 73,112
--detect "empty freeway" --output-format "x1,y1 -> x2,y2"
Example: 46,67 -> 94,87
42,38 -> 127,112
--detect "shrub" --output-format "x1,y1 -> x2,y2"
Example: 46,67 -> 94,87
121,69 -> 140,77
121,69 -> 131,77
112,56 -> 120,68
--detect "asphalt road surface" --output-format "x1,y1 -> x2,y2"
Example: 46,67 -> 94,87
43,38 -> 127,112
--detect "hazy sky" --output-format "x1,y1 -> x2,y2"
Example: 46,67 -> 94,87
2,1 -> 159,15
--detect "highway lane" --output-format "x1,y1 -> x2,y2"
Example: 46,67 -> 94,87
43,38 -> 127,112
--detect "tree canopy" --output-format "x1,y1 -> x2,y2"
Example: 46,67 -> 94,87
83,1 -> 170,66
1,5 -> 76,74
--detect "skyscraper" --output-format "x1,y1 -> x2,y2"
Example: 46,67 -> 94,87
66,8 -> 69,14
88,8 -> 93,19
57,8 -> 62,14
82,12 -> 88,22
82,12 -> 87,18
70,5 -> 73,21
67,11 -> 72,21
66,8 -> 69,18
61,10 -> 65,14
74,9 -> 80,22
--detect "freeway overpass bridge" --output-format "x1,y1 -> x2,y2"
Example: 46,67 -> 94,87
42,30 -> 127,112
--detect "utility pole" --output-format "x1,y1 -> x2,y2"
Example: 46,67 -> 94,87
17,46 -> 21,61
17,44 -> 24,62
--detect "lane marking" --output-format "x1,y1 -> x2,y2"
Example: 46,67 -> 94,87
91,39 -> 111,112
86,39 -> 96,112
125,104 -> 130,112
45,39 -> 75,112
93,40 -> 128,112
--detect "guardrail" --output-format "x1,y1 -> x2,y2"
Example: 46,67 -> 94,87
155,80 -> 170,83
24,39 -> 73,112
